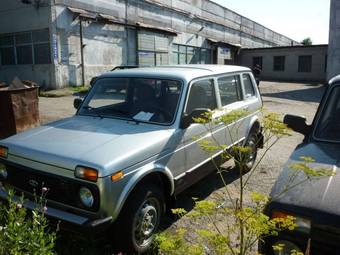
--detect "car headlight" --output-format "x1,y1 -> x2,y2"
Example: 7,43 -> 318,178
273,240 -> 302,255
79,187 -> 94,208
0,163 -> 7,180
272,210 -> 311,234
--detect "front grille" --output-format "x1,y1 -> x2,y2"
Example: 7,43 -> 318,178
2,161 -> 100,212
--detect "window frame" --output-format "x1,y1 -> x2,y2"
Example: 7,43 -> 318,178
298,55 -> 312,73
241,73 -> 257,99
252,56 -> 263,69
184,77 -> 218,115
0,29 -> 51,66
80,76 -> 184,126
312,84 -> 340,144
273,56 -> 285,72
171,43 -> 212,65
217,74 -> 243,107
137,31 -> 169,66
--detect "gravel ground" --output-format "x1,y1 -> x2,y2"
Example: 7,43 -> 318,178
38,81 -> 325,253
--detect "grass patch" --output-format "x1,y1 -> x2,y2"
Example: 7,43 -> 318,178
39,86 -> 90,98
70,86 -> 90,94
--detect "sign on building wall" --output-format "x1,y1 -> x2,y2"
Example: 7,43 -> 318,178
52,34 -> 58,65
219,47 -> 231,59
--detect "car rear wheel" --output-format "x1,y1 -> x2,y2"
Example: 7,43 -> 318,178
112,185 -> 164,254
235,131 -> 258,173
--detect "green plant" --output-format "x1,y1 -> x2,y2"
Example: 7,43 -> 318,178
0,188 -> 57,255
156,110 -> 333,255
300,38 -> 313,46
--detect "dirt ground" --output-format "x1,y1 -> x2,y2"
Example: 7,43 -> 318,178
38,81 -> 325,253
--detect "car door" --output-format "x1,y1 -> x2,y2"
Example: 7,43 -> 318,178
181,78 -> 218,174
212,74 -> 245,147
238,72 -> 262,139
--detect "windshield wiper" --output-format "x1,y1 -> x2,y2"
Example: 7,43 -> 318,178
82,106 -> 104,119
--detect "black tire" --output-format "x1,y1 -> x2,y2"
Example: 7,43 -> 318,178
235,131 -> 258,173
112,184 -> 165,254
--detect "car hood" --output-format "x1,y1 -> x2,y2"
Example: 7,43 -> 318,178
0,116 -> 176,177
271,142 -> 340,216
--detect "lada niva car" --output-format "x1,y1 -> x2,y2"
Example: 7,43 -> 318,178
0,65 -> 263,253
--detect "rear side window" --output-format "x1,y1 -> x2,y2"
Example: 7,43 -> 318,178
242,74 -> 255,98
186,79 -> 217,114
218,75 -> 242,106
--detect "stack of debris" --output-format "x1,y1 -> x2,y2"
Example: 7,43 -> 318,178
0,77 -> 38,90
0,77 -> 40,139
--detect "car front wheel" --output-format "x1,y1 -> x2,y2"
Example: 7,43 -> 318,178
112,184 -> 164,253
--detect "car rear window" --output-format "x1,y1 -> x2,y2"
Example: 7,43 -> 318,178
242,74 -> 255,98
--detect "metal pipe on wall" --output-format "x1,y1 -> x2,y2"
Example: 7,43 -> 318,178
79,18 -> 85,86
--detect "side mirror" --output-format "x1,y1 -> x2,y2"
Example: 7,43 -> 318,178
73,98 -> 83,110
90,77 -> 97,87
283,114 -> 311,136
180,108 -> 211,129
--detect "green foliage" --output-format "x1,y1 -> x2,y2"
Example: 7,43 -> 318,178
156,229 -> 204,255
0,189 -> 57,255
156,109 -> 333,255
290,156 -> 335,178
301,37 -> 313,46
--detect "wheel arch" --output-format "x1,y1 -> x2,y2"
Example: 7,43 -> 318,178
113,164 -> 174,219
246,115 -> 263,148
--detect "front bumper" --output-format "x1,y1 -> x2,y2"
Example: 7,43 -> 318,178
0,186 -> 112,234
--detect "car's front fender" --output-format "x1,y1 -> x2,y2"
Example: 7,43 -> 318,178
111,162 -> 174,220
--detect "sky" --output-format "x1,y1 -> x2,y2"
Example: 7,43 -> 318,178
211,0 -> 330,44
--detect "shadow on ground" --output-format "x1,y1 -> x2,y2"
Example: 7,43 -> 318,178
261,84 -> 326,103
55,163 -> 240,255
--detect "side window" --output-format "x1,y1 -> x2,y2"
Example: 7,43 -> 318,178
242,74 -> 256,98
218,75 -> 242,106
186,79 -> 217,114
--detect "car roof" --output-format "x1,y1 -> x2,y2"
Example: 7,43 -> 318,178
329,74 -> 340,86
99,65 -> 251,83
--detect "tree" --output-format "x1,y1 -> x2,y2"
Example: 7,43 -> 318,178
156,110 -> 334,255
301,37 -> 313,46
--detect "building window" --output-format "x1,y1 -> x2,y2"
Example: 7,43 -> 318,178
273,56 -> 285,71
138,31 -> 169,66
298,55 -> 312,73
171,44 -> 211,64
0,29 -> 51,66
252,56 -> 263,69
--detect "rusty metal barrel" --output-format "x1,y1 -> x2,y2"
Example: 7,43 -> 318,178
0,86 -> 40,139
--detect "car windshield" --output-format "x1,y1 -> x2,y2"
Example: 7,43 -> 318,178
78,77 -> 182,125
314,85 -> 340,142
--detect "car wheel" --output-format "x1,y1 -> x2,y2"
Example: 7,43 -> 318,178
112,185 -> 164,254
235,131 -> 258,173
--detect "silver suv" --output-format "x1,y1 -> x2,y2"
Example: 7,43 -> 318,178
0,65 -> 263,253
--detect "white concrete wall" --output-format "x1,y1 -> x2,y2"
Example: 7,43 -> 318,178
240,46 -> 328,82
327,0 -> 340,80
53,5 -> 131,88
0,0 -> 54,88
